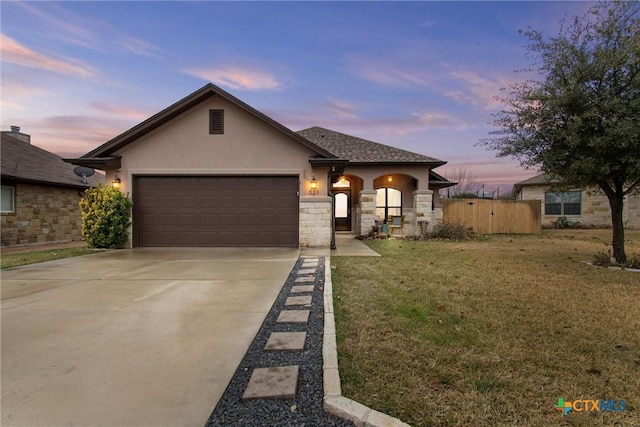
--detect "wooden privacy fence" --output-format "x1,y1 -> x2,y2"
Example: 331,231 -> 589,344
442,199 -> 541,234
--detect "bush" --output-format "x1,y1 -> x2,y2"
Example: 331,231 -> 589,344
592,251 -> 613,267
79,184 -> 133,248
625,255 -> 640,269
551,216 -> 581,229
428,222 -> 476,240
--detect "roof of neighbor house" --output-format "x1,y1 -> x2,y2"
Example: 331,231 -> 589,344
1,131 -> 103,189
68,83 -> 337,169
297,126 -> 446,166
512,173 -> 563,196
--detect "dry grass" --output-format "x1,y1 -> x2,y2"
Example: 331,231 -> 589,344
332,229 -> 640,426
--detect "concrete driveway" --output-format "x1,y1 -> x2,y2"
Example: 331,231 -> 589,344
1,247 -> 300,427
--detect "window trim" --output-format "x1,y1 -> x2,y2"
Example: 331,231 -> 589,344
544,190 -> 582,216
1,185 -> 15,213
209,109 -> 224,134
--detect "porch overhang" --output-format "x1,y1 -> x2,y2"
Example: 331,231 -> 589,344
63,156 -> 122,170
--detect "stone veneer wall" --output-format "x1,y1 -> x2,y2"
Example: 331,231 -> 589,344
520,186 -> 640,228
1,183 -> 84,246
299,196 -> 332,247
358,189 -> 441,237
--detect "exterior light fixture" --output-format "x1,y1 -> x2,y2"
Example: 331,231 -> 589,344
112,175 -> 121,190
388,175 -> 393,182
309,176 -> 318,195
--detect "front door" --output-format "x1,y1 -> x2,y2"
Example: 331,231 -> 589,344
334,191 -> 351,231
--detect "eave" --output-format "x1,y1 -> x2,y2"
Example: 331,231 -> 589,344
63,156 -> 122,170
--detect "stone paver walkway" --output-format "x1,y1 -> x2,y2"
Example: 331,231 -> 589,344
241,258 -> 319,401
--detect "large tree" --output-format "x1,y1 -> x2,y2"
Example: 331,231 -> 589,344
483,1 -> 640,263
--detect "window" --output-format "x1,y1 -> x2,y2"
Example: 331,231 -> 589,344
376,188 -> 402,222
209,109 -> 224,134
545,191 -> 581,215
1,186 -> 15,213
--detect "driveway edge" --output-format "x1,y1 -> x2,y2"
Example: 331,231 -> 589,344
322,256 -> 412,427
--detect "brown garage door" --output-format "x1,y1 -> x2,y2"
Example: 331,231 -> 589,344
133,176 -> 299,247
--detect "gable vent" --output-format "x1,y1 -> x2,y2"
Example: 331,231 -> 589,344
209,109 -> 224,134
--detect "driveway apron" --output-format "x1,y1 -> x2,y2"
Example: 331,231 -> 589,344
1,247 -> 300,427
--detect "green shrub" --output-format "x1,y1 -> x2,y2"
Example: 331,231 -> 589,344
79,184 -> 133,248
428,222 -> 476,240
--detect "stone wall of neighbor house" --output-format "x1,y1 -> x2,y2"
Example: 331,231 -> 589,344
299,196 -> 332,247
1,183 -> 84,246
519,186 -> 640,228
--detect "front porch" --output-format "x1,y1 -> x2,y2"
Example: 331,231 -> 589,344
330,172 -> 444,238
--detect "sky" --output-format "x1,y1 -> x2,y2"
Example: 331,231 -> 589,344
1,1 -> 596,193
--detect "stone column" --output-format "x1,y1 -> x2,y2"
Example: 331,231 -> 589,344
299,196 -> 332,247
359,190 -> 377,236
413,190 -> 435,233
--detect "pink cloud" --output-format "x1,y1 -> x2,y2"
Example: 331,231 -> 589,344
444,69 -> 514,111
184,67 -> 282,90
413,111 -> 464,130
118,36 -> 164,59
0,34 -> 94,77
349,56 -> 432,86
91,102 -> 153,121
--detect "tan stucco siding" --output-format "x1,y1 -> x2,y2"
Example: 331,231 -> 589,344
112,96 -> 316,191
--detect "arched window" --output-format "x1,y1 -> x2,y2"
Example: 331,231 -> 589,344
376,188 -> 402,222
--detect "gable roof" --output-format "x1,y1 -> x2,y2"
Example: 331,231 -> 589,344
73,83 -> 336,167
514,173 -> 552,187
297,126 -> 446,166
1,131 -> 103,189
429,170 -> 457,188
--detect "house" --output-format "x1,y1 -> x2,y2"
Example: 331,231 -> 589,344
66,83 -> 454,248
1,127 -> 104,246
513,173 -> 640,228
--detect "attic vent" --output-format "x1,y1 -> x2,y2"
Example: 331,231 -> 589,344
209,109 -> 224,134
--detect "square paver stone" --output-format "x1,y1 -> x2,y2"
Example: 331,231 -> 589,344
296,269 -> 316,275
264,332 -> 307,351
285,295 -> 313,306
242,366 -> 299,400
294,276 -> 315,283
291,285 -> 314,293
276,310 -> 310,324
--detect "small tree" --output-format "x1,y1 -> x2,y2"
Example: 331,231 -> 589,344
482,1 -> 640,263
444,167 -> 482,197
80,184 -> 133,248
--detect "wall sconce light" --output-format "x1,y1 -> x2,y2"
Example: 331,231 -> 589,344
309,176 -> 318,195
112,175 -> 121,190
388,175 -> 393,182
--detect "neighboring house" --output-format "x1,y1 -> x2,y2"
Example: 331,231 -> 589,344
513,173 -> 640,228
66,83 -> 454,248
1,127 -> 103,246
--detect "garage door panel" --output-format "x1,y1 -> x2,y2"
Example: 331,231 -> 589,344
134,176 -> 299,247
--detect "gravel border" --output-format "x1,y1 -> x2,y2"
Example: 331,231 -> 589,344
205,256 -> 354,427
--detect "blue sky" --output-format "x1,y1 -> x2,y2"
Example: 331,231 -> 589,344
1,1 -> 594,192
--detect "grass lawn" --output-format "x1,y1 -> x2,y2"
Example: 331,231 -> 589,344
332,229 -> 640,426
1,247 -> 101,269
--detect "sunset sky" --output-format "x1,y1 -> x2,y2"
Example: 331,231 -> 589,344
1,1 -> 595,193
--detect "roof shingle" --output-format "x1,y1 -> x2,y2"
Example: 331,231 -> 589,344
297,126 -> 445,165
1,132 -> 103,188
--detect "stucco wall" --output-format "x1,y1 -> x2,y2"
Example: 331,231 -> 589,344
112,96 -> 317,195
519,185 -> 640,228
1,183 -> 84,246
